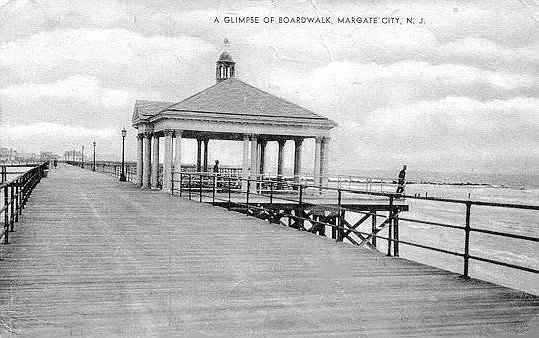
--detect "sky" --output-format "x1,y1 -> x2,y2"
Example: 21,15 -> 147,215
0,0 -> 537,177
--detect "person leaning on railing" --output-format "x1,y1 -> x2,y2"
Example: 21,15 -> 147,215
396,165 -> 407,195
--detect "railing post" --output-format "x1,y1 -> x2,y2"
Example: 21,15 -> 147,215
178,173 -> 182,197
10,185 -> 15,231
246,177 -> 250,215
393,207 -> 399,257
188,174 -> 192,200
371,210 -> 377,247
212,175 -> 216,204
199,173 -> 203,203
228,176 -> 231,211
463,201 -> 471,278
15,178 -> 19,222
171,171 -> 175,196
297,185 -> 304,231
269,180 -> 274,204
387,195 -> 394,256
4,185 -> 9,244
337,189 -> 343,241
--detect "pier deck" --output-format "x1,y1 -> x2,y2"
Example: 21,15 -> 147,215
0,165 -> 537,336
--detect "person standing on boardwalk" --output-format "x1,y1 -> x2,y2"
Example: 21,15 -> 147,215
396,165 -> 407,194
213,160 -> 220,188
53,158 -> 58,169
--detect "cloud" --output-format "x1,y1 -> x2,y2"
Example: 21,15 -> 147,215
0,75 -> 156,108
0,122 -> 118,156
267,60 -> 538,121
324,96 -> 539,174
0,28 -> 215,90
363,96 -> 539,138
1,122 -> 116,140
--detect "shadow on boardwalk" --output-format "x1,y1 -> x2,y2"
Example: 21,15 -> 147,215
0,164 -> 537,336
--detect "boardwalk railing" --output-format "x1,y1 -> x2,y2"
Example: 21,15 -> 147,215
0,162 -> 49,260
1,163 -> 44,183
171,171 -> 538,279
67,161 -> 138,182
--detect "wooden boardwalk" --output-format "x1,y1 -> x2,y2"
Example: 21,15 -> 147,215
0,165 -> 537,336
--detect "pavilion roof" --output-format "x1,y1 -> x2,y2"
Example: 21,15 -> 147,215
132,100 -> 173,123
163,78 -> 334,124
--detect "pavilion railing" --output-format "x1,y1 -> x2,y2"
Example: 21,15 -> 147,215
1,162 -> 49,260
171,171 -> 538,281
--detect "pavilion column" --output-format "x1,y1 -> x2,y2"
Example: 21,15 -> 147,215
250,134 -> 258,191
196,139 -> 202,172
203,139 -> 209,172
277,140 -> 286,179
259,140 -> 267,175
142,132 -> 152,188
174,130 -> 182,176
151,133 -> 160,189
293,138 -> 303,184
314,137 -> 322,187
136,134 -> 144,186
162,130 -> 173,192
320,137 -> 330,188
242,134 -> 250,192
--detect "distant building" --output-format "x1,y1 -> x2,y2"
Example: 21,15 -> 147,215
0,147 -> 17,163
40,151 -> 55,161
64,150 -> 84,162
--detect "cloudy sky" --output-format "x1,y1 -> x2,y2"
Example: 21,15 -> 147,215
0,0 -> 537,177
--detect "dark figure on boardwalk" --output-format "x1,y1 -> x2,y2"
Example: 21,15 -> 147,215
53,158 -> 58,169
396,165 -> 407,194
213,160 -> 220,188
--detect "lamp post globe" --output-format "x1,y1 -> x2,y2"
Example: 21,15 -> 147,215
119,128 -> 127,181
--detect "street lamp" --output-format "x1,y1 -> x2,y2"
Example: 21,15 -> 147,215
119,127 -> 127,181
81,145 -> 85,168
93,141 -> 96,171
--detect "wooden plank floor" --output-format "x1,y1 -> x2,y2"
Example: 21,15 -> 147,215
0,164 -> 537,336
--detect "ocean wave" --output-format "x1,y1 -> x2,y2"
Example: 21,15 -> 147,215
406,181 -> 495,187
472,247 -> 538,265
403,223 -> 432,230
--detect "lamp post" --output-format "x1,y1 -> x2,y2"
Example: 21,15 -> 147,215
119,128 -> 127,181
81,145 -> 85,169
93,141 -> 96,171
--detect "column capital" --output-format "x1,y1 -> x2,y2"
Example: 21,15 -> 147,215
277,139 -> 286,146
137,133 -> 144,140
322,136 -> 331,142
294,137 -> 304,145
174,130 -> 183,138
142,132 -> 152,138
163,129 -> 174,137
